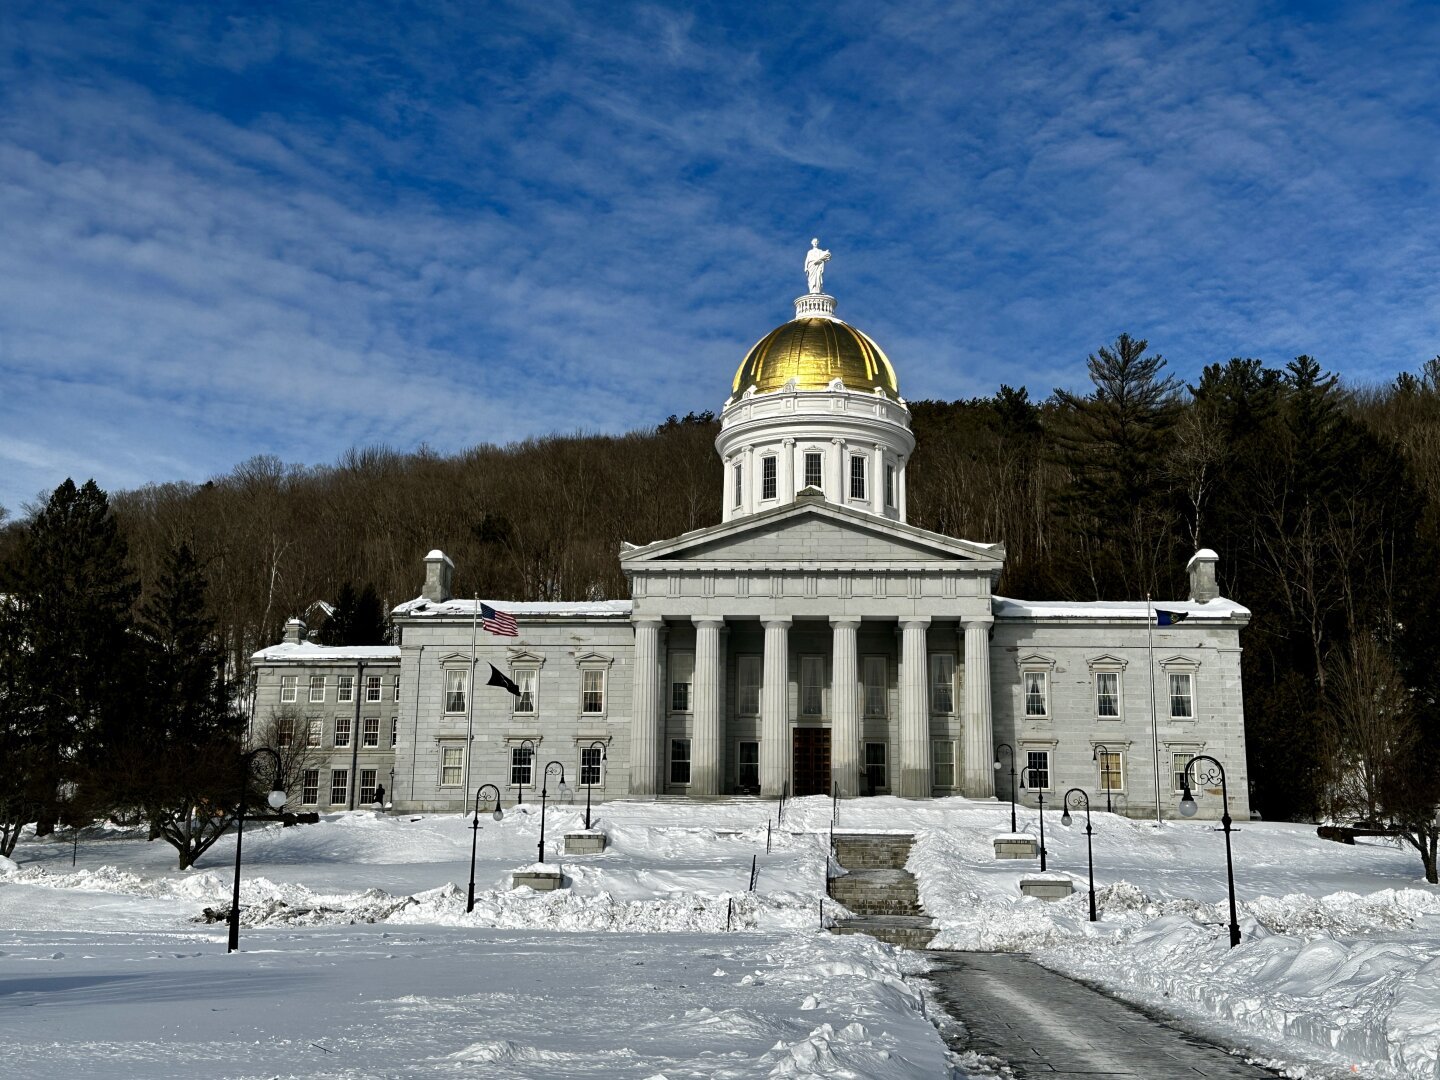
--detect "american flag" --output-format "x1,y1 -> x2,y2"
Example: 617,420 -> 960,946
480,601 -> 519,637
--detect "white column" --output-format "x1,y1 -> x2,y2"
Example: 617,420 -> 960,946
629,617 -> 663,795
897,456 -> 908,522
760,616 -> 791,797
744,445 -> 756,517
830,616 -> 861,797
870,445 -> 884,515
782,438 -> 796,505
722,457 -> 734,523
897,617 -> 932,797
832,438 -> 846,505
691,616 -> 724,797
963,615 -> 996,797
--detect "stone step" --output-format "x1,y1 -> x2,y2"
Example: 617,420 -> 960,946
832,835 -> 915,870
829,915 -> 938,950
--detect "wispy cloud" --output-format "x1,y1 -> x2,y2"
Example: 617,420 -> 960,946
2,0 -> 1439,510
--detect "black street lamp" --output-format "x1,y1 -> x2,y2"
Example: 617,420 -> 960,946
228,746 -> 286,953
1179,754 -> 1242,948
582,740 -> 606,830
1019,765 -> 1048,872
1060,788 -> 1097,922
467,784 -> 503,914
1091,744 -> 1114,814
514,739 -> 536,808
536,760 -> 570,864
994,742 -> 1017,833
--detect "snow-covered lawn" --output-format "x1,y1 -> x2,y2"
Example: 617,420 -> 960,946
2,795 -> 1437,1078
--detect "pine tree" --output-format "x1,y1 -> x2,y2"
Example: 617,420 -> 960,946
317,581 -> 390,646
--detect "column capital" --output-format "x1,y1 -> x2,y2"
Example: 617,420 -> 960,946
961,614 -> 995,631
897,616 -> 932,630
828,615 -> 863,629
691,615 -> 726,629
633,615 -> 666,629
759,615 -> 793,629
782,437 -> 796,447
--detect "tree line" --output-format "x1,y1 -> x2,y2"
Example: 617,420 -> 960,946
1,338 -> 1437,878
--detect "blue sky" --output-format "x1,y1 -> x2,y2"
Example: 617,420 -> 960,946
3,1 -> 1439,515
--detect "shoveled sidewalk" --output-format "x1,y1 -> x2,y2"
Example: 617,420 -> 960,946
924,950 -> 1280,1078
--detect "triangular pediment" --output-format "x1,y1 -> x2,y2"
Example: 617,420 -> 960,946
621,501 -> 1004,571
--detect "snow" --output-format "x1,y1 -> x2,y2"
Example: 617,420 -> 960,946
250,641 -> 401,662
3,797 -> 1437,1078
993,595 -> 1251,620
392,597 -> 634,618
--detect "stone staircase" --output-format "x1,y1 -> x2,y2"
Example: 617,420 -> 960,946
826,833 -> 937,949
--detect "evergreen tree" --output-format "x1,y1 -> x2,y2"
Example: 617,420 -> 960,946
0,480 -> 140,835
317,582 -> 390,646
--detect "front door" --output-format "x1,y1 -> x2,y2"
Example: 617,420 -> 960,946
792,728 -> 831,797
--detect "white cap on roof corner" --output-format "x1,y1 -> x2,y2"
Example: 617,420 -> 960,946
425,549 -> 452,563
1186,548 -> 1218,567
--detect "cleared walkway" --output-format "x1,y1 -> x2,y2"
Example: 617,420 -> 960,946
924,951 -> 1279,1078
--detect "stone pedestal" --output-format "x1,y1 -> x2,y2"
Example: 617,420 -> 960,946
993,836 -> 1039,860
1019,876 -> 1074,901
512,870 -> 565,891
564,832 -> 607,855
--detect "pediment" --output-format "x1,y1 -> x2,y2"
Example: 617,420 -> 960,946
621,502 -> 1004,571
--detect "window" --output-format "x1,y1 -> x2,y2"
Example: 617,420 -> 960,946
862,656 -> 887,717
276,716 -> 294,748
800,656 -> 824,717
301,769 -> 320,805
733,461 -> 743,508
932,741 -> 956,788
804,451 -> 824,489
440,747 -> 464,788
1024,671 -> 1049,718
670,652 -> 694,713
445,669 -> 468,713
362,716 -> 380,747
307,719 -> 322,748
670,739 -> 691,785
885,464 -> 896,508
334,716 -> 351,748
738,741 -> 759,790
1173,752 -> 1197,793
515,670 -> 536,714
309,675 -> 326,703
365,675 -> 383,703
737,656 -> 761,715
393,675 -> 401,702
510,745 -> 534,787
359,769 -> 378,804
337,675 -> 355,703
581,669 -> 605,714
330,769 -> 349,805
930,654 -> 956,714
390,716 -> 398,748
761,455 -> 777,500
849,455 -> 867,500
1170,673 -> 1194,719
280,675 -> 298,703
1095,672 -> 1120,717
1098,750 -> 1123,792
864,743 -> 887,792
1025,750 -> 1051,791
580,746 -> 604,787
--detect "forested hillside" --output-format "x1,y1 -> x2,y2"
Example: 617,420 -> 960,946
3,337 -> 1439,827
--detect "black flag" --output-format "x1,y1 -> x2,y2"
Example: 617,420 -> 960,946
487,663 -> 520,696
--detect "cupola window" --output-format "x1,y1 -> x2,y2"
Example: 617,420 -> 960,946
761,456 -> 777,500
849,455 -> 867,501
733,462 -> 743,508
804,451 -> 824,489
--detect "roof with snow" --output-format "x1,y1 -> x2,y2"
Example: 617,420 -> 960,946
391,598 -> 634,619
251,642 -> 402,663
993,597 -> 1250,622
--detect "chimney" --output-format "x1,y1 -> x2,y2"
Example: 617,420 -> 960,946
283,617 -> 306,645
1187,549 -> 1219,603
422,549 -> 455,603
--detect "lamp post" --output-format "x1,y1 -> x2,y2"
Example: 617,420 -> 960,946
228,746 -> 286,953
1060,788 -> 1097,922
514,738 -> 536,808
1179,754 -> 1242,948
1019,765 -> 1048,872
537,760 -> 570,864
1092,744 -> 1113,814
467,784 -> 503,914
994,742 -> 1017,833
582,740 -> 606,830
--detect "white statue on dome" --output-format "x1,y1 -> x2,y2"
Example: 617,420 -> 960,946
804,238 -> 831,294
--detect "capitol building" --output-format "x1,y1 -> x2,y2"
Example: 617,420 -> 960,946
252,245 -> 1252,820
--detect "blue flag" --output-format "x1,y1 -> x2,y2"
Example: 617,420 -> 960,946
1156,609 -> 1189,626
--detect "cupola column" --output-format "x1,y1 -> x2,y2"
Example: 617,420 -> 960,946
782,439 -> 797,504
871,444 -> 885,515
760,616 -> 792,797
962,615 -> 995,797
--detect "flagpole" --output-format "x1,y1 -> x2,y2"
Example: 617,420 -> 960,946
463,593 -> 478,807
1147,593 -> 1162,828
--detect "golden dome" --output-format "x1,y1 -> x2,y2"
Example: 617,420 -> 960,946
731,317 -> 900,399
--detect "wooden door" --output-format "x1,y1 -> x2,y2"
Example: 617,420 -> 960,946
792,728 -> 832,797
